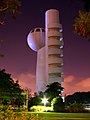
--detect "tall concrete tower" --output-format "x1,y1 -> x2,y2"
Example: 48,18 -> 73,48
45,9 -> 64,84
27,9 -> 64,93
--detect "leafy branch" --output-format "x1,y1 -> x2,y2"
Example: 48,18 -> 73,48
73,11 -> 90,40
0,0 -> 21,25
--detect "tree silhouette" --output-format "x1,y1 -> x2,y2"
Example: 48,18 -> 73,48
73,0 -> 90,41
65,91 -> 90,105
45,82 -> 64,103
0,0 -> 21,25
0,69 -> 24,105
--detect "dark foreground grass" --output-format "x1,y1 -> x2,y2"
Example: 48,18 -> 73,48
27,112 -> 90,120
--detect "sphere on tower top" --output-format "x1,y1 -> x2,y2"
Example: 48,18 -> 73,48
27,27 -> 45,52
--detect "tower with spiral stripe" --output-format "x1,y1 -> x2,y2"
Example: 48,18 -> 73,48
27,9 -> 64,92
45,9 -> 64,84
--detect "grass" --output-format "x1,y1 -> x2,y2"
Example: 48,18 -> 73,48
27,112 -> 90,120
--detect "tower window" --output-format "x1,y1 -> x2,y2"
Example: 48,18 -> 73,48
36,28 -> 40,32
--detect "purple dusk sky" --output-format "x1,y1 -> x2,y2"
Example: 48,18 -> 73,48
0,0 -> 90,95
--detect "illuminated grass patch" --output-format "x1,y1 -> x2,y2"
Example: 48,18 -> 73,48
27,112 -> 90,120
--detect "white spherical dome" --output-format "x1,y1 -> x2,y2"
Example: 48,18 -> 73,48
27,27 -> 45,52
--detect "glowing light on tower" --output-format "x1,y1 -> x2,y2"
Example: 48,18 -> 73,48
27,9 -> 64,93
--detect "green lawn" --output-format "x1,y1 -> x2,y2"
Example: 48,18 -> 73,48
27,112 -> 90,120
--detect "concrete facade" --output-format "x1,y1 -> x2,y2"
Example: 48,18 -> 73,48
27,9 -> 64,93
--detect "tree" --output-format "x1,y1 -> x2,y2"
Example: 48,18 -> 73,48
65,91 -> 90,105
73,0 -> 90,41
28,92 -> 42,110
0,0 -> 21,25
0,69 -> 24,106
45,82 -> 64,103
73,11 -> 90,40
66,102 -> 85,113
51,96 -> 65,112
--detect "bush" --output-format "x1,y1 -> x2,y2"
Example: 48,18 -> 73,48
65,102 -> 88,113
51,96 -> 65,112
30,105 -> 53,112
0,106 -> 41,120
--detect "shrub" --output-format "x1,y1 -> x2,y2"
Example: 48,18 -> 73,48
30,105 -> 53,112
0,105 -> 44,120
65,102 -> 87,113
51,96 -> 65,112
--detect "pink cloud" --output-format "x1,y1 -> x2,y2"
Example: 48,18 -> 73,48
63,75 -> 75,83
13,73 -> 90,96
62,75 -> 90,96
14,73 -> 36,94
76,77 -> 90,91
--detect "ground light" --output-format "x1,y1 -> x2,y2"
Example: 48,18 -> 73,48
41,96 -> 52,112
41,96 -> 48,106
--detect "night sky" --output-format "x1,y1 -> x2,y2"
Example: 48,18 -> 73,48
0,0 -> 90,95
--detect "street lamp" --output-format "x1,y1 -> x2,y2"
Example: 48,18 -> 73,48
42,96 -> 48,106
